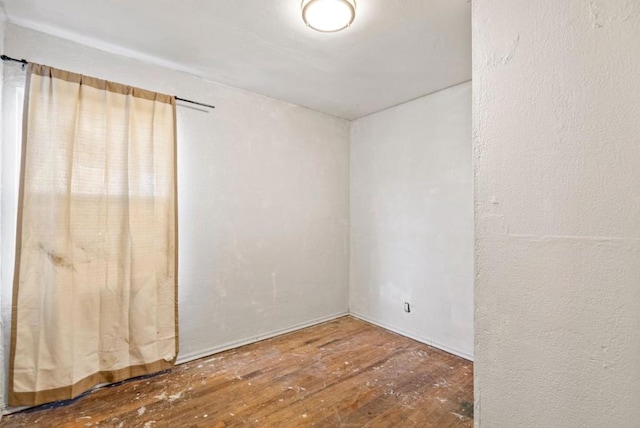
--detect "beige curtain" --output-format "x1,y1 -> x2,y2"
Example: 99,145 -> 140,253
9,64 -> 178,406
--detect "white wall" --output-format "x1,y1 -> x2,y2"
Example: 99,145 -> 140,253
0,23 -> 350,407
474,1 -> 640,426
350,82 -> 473,359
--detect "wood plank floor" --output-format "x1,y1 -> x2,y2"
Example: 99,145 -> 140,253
1,316 -> 473,427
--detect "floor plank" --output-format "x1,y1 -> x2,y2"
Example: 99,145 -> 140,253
1,316 -> 473,427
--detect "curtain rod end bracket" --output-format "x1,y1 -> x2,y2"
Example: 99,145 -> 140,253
1,54 -> 29,64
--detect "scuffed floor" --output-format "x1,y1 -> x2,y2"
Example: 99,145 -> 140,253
1,316 -> 473,427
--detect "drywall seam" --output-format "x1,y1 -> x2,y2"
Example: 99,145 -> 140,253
350,312 -> 473,361
176,311 -> 349,365
474,0 -> 640,424
503,234 -> 639,247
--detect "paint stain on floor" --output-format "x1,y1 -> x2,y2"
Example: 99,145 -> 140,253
1,316 -> 473,427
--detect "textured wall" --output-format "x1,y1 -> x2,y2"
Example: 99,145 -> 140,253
474,1 -> 640,426
1,23 -> 350,408
350,82 -> 473,359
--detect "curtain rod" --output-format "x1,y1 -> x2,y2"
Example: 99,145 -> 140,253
1,54 -> 216,110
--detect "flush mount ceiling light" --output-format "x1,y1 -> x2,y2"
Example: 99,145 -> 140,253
301,0 -> 356,33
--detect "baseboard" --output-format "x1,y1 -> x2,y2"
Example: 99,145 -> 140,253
2,311 -> 349,415
3,309 -> 468,415
175,311 -> 350,365
349,311 -> 474,362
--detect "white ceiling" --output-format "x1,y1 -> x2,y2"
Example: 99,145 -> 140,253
2,0 -> 471,120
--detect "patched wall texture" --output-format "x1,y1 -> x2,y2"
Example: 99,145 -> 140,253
473,1 -> 640,426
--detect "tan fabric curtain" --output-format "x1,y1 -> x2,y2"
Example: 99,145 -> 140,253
9,63 -> 178,406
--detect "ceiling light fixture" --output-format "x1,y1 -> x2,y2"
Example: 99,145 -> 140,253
301,0 -> 356,33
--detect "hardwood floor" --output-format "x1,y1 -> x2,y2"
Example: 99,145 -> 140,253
1,316 -> 473,427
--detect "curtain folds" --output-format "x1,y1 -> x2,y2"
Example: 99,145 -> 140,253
9,63 -> 178,406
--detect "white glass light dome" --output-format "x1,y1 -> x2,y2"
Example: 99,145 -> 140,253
301,0 -> 356,33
